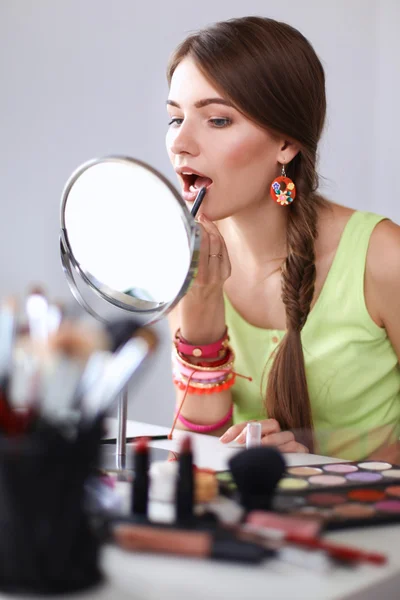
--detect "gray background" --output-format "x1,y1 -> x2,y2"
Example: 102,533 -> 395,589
0,0 -> 399,425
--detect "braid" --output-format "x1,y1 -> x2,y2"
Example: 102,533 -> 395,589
266,152 -> 324,451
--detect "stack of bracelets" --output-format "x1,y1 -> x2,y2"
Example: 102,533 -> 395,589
170,328 -> 251,434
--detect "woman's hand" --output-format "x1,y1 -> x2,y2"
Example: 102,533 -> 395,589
179,214 -> 231,344
190,214 -> 231,293
219,419 -> 309,453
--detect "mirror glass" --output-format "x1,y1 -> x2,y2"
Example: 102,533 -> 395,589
60,157 -> 200,322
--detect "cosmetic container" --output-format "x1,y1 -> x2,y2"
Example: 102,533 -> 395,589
246,422 -> 262,448
0,420 -> 103,594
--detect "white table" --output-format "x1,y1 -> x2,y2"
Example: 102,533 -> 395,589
2,420 -> 400,600
92,420 -> 400,600
103,418 -> 347,471
101,524 -> 400,600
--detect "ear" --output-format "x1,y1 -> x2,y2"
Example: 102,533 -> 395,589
276,139 -> 300,165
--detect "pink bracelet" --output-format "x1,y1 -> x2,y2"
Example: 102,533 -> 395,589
173,370 -> 228,385
177,405 -> 233,433
172,358 -> 231,380
174,328 -> 230,359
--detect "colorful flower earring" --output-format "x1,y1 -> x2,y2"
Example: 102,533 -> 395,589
270,164 -> 296,206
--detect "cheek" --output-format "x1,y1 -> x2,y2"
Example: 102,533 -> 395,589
165,131 -> 173,158
219,132 -> 276,173
212,134 -> 279,207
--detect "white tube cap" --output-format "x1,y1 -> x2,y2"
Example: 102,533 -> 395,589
246,421 -> 262,448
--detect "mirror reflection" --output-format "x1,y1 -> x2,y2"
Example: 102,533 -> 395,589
63,158 -> 194,308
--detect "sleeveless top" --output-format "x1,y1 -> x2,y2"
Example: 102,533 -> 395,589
224,211 -> 400,460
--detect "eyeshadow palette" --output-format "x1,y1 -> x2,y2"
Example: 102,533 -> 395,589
273,461 -> 400,530
277,461 -> 400,493
216,461 -> 400,530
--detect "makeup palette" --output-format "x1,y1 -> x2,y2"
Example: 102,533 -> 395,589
272,461 -> 400,530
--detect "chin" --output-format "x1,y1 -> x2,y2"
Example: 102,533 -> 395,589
201,208 -> 232,222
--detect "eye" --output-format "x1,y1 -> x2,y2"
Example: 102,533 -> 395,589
168,117 -> 183,127
209,118 -> 232,128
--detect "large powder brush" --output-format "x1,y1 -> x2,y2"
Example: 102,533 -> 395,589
104,319 -> 142,352
228,446 -> 286,511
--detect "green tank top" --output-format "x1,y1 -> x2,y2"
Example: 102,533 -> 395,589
224,211 -> 400,460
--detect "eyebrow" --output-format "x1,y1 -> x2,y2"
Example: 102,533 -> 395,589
166,98 -> 235,109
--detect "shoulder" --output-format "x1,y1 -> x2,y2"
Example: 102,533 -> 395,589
366,217 -> 400,283
365,217 -> 400,329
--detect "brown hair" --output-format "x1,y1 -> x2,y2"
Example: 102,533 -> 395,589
167,16 -> 327,449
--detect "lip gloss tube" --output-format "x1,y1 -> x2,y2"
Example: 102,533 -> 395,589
131,438 -> 149,518
175,436 -> 194,523
246,422 -> 262,448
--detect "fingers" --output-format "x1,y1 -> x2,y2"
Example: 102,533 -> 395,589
260,430 -> 295,447
219,422 -> 248,443
277,441 -> 309,454
219,418 -> 308,453
220,419 -> 280,444
234,419 -> 281,444
197,215 -> 231,283
195,221 -> 211,284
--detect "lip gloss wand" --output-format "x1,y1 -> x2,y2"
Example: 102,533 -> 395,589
191,186 -> 207,218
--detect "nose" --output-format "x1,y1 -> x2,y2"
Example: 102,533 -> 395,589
168,122 -> 199,157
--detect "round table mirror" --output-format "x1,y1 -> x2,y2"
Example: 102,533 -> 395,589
59,156 -> 202,468
60,156 -> 201,324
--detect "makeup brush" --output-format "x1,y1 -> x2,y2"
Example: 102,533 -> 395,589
228,446 -> 286,511
104,319 -> 143,352
25,285 -> 49,344
0,297 -> 17,395
114,524 -> 267,564
191,186 -> 207,218
0,297 -> 34,434
82,327 -> 157,425
40,322 -> 110,432
47,301 -> 65,335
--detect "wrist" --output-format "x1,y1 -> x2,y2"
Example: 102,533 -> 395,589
179,324 -> 226,346
179,294 -> 226,345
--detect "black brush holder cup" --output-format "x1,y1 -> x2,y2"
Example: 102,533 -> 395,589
0,420 -> 104,595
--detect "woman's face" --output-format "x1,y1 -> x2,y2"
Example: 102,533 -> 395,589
166,57 -> 282,220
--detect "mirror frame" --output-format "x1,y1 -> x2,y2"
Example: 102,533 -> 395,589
60,155 -> 201,324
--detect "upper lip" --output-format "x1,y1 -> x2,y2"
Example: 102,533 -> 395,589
175,166 -> 210,178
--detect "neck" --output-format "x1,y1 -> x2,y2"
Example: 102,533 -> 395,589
218,199 -> 289,276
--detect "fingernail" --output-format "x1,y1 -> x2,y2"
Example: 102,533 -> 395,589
234,434 -> 245,444
219,433 -> 229,443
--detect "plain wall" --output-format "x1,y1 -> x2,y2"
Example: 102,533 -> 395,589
0,0 -> 399,424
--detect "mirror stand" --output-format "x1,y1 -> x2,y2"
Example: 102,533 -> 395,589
116,389 -> 128,469
61,238 -> 132,472
98,390 -> 130,471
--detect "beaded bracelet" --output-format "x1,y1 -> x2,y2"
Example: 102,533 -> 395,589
172,357 -> 230,380
173,373 -> 236,394
173,371 -> 234,388
173,346 -> 234,391
177,404 -> 234,433
173,370 -> 228,385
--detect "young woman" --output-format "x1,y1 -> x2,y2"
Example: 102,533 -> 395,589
165,16 -> 400,460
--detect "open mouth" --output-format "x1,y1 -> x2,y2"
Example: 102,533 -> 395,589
180,172 -> 213,194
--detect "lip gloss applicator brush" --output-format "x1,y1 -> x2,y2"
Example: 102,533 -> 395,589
191,186 -> 207,218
